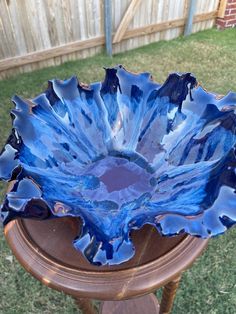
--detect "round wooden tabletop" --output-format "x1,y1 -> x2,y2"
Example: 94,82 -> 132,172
4,217 -> 208,301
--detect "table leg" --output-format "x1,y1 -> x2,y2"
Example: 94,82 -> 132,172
159,275 -> 181,314
74,297 -> 97,314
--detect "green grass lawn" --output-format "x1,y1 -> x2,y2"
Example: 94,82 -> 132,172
0,28 -> 236,314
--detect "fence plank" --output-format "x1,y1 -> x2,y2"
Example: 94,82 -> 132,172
0,1 -> 18,57
123,11 -> 217,40
217,0 -> 227,18
0,37 -> 105,72
113,0 -> 141,43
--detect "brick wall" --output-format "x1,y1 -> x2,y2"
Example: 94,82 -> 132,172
217,0 -> 236,28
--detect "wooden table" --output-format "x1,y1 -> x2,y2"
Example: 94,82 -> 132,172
4,217 -> 208,314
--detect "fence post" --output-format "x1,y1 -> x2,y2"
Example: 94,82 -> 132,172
184,0 -> 197,36
104,0 -> 112,57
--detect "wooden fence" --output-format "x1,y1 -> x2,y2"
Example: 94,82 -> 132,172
0,0 -> 221,80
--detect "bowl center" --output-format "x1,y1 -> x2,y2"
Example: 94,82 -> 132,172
100,165 -> 141,193
82,156 -> 154,205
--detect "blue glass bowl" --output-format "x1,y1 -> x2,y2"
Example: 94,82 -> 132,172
0,66 -> 235,265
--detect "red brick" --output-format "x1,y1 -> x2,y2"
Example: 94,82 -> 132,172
227,3 -> 236,9
226,19 -> 236,26
216,17 -> 225,23
227,18 -> 236,23
216,0 -> 236,29
216,19 -> 226,28
227,14 -> 236,23
224,14 -> 236,20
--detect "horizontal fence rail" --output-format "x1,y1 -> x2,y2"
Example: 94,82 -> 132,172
0,0 -> 220,79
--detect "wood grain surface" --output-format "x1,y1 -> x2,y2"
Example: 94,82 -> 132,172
4,217 -> 208,301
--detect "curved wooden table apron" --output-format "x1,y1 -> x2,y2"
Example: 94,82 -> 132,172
4,217 -> 208,314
